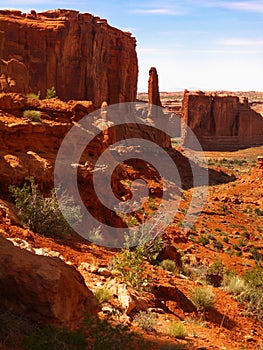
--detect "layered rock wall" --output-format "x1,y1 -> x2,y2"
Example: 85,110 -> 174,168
0,9 -> 138,107
182,90 -> 263,150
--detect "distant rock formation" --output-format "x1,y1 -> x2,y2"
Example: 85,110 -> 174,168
148,67 -> 162,117
182,90 -> 263,150
0,9 -> 138,107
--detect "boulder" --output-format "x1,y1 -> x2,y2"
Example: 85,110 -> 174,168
0,235 -> 99,327
156,246 -> 182,269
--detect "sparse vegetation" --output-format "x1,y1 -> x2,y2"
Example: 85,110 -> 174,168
190,287 -> 215,311
198,235 -> 210,246
9,177 -> 81,238
23,110 -> 41,122
111,245 -> 152,291
239,266 -> 263,323
168,321 -> 187,339
26,91 -> 40,100
159,259 -> 178,274
134,311 -> 157,332
46,86 -> 57,99
222,274 -> 245,295
94,288 -> 112,304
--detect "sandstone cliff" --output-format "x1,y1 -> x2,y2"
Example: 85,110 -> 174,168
182,90 -> 263,150
0,9 -> 138,107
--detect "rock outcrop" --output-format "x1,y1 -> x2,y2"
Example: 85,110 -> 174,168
148,67 -> 162,117
182,90 -> 263,150
0,9 -> 138,107
257,156 -> 263,169
0,235 -> 99,327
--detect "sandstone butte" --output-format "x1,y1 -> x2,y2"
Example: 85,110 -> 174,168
182,90 -> 263,151
0,9 -> 138,107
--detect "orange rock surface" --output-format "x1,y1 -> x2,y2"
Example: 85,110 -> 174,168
182,90 -> 263,150
0,9 -> 138,107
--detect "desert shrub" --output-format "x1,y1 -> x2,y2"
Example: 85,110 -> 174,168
198,235 -> 210,246
160,259 -> 178,274
223,236 -> 229,243
255,207 -> 263,216
22,326 -> 87,350
94,288 -> 112,304
26,91 -> 40,99
111,245 -> 152,291
122,213 -> 168,262
9,177 -> 81,238
46,86 -> 57,99
238,266 -> 263,323
23,110 -> 41,122
168,321 -> 187,339
134,311 -> 157,332
222,275 -> 245,295
190,287 -> 215,311
207,258 -> 224,276
250,247 -> 262,261
213,240 -> 223,251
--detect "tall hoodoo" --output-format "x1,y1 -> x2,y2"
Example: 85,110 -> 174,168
148,67 -> 162,117
0,9 -> 138,107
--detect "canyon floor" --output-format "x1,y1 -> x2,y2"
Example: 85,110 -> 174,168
0,94 -> 262,350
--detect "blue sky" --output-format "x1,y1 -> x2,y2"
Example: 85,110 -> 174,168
1,0 -> 263,91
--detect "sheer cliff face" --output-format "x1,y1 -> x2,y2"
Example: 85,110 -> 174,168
182,90 -> 263,150
0,9 -> 138,106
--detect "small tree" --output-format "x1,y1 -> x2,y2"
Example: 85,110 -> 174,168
46,86 -> 57,99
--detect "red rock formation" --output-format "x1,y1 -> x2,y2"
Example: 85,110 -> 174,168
0,235 -> 99,327
0,9 -> 138,107
148,67 -> 162,108
257,156 -> 263,169
148,67 -> 162,118
182,90 -> 263,150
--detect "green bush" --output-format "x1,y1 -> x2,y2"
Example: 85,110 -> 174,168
160,259 -> 178,274
190,287 -> 215,311
26,91 -> 40,100
255,207 -> 263,216
46,86 -> 57,99
111,245 -> 152,291
94,288 -> 112,304
222,267 -> 263,323
250,247 -> 262,261
222,274 -> 245,295
9,177 -> 81,238
168,320 -> 187,339
207,258 -> 224,276
198,235 -> 210,246
134,311 -> 157,332
23,110 -> 41,122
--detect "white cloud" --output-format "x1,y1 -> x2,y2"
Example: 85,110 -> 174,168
196,0 -> 263,13
220,1 -> 263,13
220,38 -> 263,47
132,7 -> 183,15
